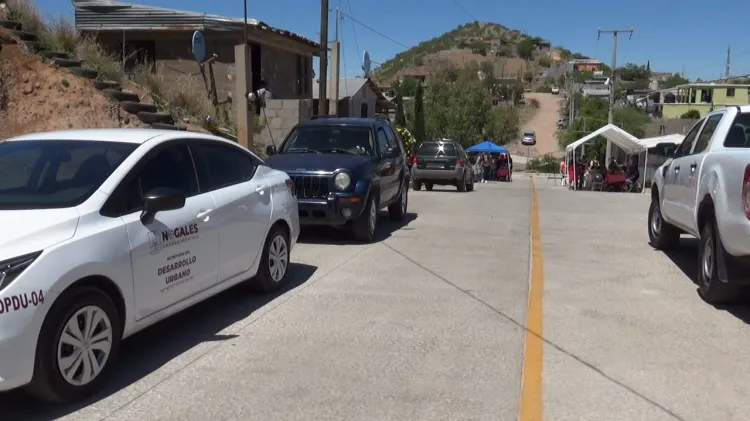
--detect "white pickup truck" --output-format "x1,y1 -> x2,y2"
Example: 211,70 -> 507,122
649,105 -> 750,304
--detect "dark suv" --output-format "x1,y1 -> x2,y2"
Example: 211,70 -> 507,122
411,139 -> 474,192
265,117 -> 410,242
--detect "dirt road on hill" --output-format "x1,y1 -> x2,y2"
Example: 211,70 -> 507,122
512,93 -> 563,158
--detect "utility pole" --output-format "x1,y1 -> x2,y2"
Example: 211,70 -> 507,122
725,45 -> 731,79
318,0 -> 330,116
597,27 -> 633,163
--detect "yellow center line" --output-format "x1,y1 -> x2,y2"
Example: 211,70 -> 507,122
519,177 -> 544,421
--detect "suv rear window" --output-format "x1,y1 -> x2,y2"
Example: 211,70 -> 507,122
417,142 -> 456,156
724,113 -> 750,148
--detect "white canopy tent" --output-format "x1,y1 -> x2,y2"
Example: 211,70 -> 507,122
565,125 -> 683,192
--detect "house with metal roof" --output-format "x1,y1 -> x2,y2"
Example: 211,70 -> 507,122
312,77 -> 395,118
71,0 -> 319,102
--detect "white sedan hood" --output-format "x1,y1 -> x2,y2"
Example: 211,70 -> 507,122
0,208 -> 80,261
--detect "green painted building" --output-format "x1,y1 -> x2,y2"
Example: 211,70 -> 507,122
658,83 -> 750,118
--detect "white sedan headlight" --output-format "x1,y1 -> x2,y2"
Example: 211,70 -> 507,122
334,172 -> 351,190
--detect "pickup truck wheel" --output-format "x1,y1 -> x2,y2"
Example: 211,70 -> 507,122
388,183 -> 408,221
353,196 -> 378,242
425,183 -> 433,191
648,200 -> 680,250
698,218 -> 742,304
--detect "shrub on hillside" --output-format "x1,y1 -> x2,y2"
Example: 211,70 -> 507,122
526,154 -> 558,173
527,98 -> 540,108
41,14 -> 78,53
75,36 -> 123,81
533,85 -> 552,93
4,0 -> 44,35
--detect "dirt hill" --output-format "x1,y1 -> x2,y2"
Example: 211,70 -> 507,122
372,21 -> 577,85
0,43 -> 149,139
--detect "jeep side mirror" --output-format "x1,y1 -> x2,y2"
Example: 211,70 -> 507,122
384,146 -> 399,158
265,145 -> 277,155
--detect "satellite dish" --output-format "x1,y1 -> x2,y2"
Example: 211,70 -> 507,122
363,50 -> 371,77
191,30 -> 206,63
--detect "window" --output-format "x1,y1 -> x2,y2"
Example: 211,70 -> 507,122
280,125 -> 375,155
377,128 -> 389,154
727,88 -> 736,97
120,144 -> 198,214
194,143 -> 255,190
0,140 -> 136,210
674,119 -> 703,158
417,142 -> 457,156
724,112 -> 750,148
360,103 -> 369,118
692,114 -> 723,154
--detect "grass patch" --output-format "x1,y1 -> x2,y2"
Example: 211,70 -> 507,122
4,0 -> 44,35
74,36 -> 123,81
40,14 -> 78,53
518,104 -> 537,125
0,60 -> 9,110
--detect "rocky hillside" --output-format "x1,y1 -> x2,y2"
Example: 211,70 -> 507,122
373,21 -> 577,85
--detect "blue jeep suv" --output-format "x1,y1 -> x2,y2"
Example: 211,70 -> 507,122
265,117 -> 410,242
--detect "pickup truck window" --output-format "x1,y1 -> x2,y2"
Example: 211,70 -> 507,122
693,114 -> 723,154
723,112 -> 750,148
675,119 -> 703,158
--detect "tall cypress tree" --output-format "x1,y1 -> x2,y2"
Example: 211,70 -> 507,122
395,92 -> 407,128
413,82 -> 426,143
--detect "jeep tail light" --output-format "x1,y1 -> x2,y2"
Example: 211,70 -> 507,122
743,165 -> 750,219
456,158 -> 463,166
410,155 -> 417,164
285,178 -> 295,197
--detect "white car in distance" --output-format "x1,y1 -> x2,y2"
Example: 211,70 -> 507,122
551,86 -> 560,94
0,129 -> 299,403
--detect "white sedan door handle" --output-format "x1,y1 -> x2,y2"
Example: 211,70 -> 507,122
255,185 -> 266,195
196,209 -> 214,220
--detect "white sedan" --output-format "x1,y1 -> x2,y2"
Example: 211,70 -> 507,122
551,86 -> 560,94
0,129 -> 299,403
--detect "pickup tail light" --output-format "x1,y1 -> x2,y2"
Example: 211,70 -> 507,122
456,158 -> 463,166
743,165 -> 750,219
285,178 -> 295,196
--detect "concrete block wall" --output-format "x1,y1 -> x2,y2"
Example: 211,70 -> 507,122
257,99 -> 315,147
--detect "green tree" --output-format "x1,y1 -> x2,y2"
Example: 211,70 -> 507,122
680,109 -> 701,119
413,82 -> 427,143
486,106 -> 520,145
557,97 -> 650,152
523,71 -> 534,83
537,56 -> 551,68
516,38 -> 535,60
423,66 -> 492,146
394,92 -> 407,127
660,73 -> 689,89
618,63 -> 650,82
398,76 -> 419,97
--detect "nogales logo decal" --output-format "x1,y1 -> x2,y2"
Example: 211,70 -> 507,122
148,223 -> 199,254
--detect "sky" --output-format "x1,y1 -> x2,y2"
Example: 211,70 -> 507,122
38,0 -> 750,81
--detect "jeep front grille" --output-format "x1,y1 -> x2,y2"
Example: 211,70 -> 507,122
290,174 -> 330,199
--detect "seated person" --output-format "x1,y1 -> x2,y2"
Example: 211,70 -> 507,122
625,160 -> 640,188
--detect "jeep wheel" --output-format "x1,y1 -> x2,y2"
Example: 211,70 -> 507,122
353,196 -> 378,242
412,179 -> 422,191
388,183 -> 408,221
466,175 -> 474,191
425,183 -> 433,191
457,176 -> 467,192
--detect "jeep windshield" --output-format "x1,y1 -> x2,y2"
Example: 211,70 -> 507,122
279,125 -> 375,156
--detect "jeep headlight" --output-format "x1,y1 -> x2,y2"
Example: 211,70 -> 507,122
0,251 -> 41,292
334,172 -> 351,190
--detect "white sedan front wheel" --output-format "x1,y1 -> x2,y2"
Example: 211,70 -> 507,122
28,287 -> 121,403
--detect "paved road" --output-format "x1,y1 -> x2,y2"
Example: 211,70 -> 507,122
5,176 -> 750,420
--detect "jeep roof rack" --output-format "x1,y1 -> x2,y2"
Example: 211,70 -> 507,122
310,115 -> 339,120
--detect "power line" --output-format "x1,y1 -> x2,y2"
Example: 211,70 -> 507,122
345,0 -> 363,69
338,11 -> 411,50
450,0 -> 477,21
